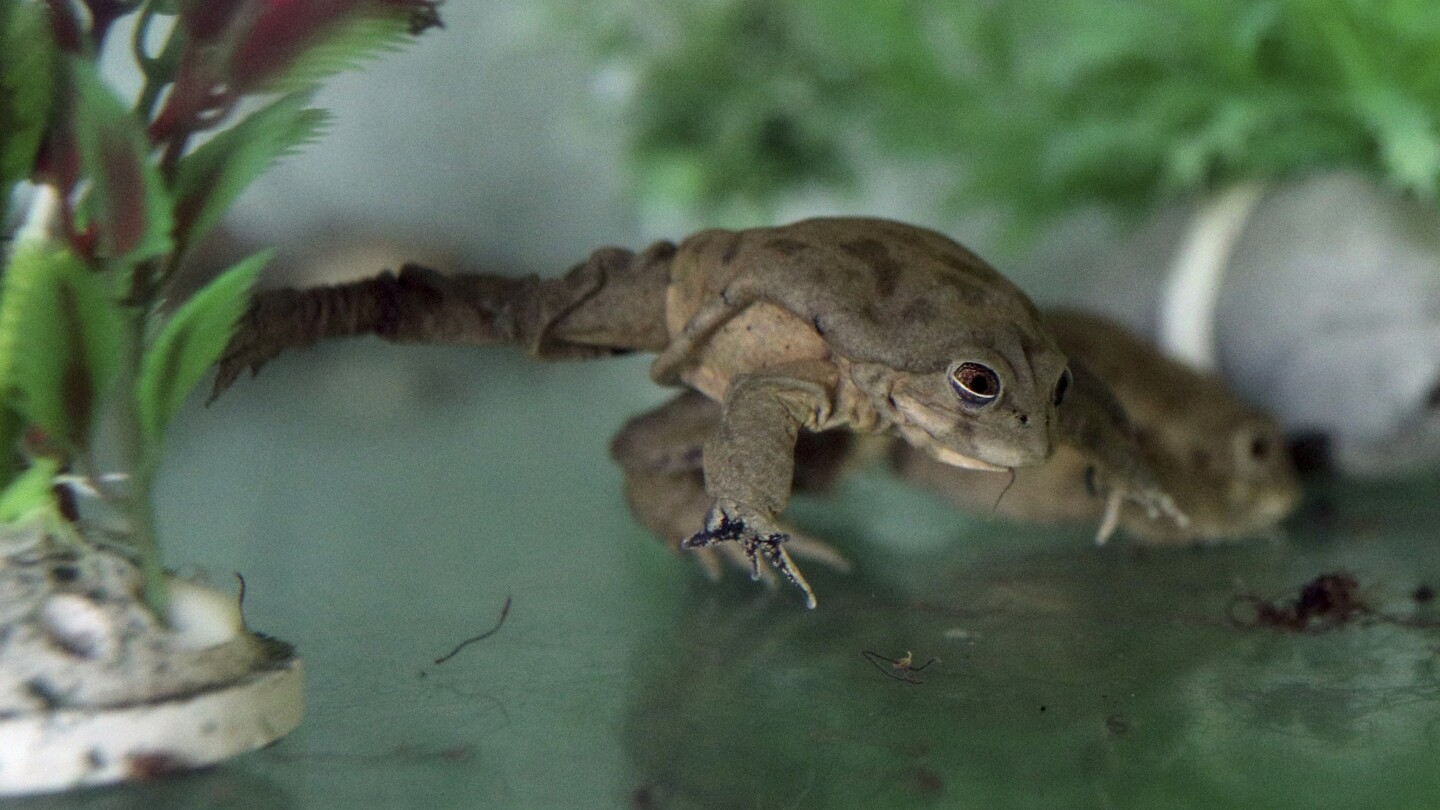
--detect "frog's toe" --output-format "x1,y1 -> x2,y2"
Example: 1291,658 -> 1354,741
683,504 -> 819,608
783,531 -> 853,574
1130,487 -> 1189,528
1095,489 -> 1124,546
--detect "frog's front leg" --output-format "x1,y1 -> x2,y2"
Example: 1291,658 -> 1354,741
611,391 -> 852,584
683,365 -> 836,608
1061,361 -> 1187,541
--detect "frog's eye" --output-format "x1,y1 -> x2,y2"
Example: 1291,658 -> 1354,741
949,362 -> 1001,406
1053,369 -> 1072,407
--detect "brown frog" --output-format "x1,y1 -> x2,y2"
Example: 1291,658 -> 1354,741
214,218 -> 1179,605
891,310 -> 1301,543
614,310 -> 1297,560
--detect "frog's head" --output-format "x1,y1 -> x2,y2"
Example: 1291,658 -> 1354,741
1138,411 -> 1301,541
881,340 -> 1072,472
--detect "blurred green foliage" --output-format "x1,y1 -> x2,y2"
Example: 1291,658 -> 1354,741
0,1 -> 56,228
0,0 -> 439,612
566,0 -> 1440,228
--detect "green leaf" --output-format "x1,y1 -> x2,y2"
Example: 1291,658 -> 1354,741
0,1 -> 57,192
137,250 -> 270,442
69,56 -> 173,264
571,0 -> 1440,232
262,9 -> 415,95
172,91 -> 328,254
1,240 -> 126,452
0,456 -> 60,525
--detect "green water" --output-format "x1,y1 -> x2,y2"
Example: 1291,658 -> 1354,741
19,343 -> 1440,809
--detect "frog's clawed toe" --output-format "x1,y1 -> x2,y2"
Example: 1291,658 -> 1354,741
1126,484 -> 1188,530
684,507 -> 818,608
1093,476 -> 1190,546
208,299 -> 296,402
210,338 -> 285,403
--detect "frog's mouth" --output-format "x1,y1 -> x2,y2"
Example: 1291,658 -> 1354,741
889,393 -> 1009,472
922,441 -> 1009,472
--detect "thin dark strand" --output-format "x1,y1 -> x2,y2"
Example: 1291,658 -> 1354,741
861,651 -> 936,684
906,657 -> 939,673
991,468 -> 1017,515
435,595 -> 513,665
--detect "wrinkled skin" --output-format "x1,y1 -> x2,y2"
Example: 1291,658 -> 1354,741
214,218 -> 1180,606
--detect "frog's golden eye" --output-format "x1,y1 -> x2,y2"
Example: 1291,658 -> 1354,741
1053,369 -> 1072,407
949,362 -> 1001,406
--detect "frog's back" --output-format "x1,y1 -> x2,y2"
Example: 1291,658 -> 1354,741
665,217 -> 1044,375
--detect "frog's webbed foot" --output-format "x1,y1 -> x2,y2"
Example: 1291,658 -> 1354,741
1062,360 -> 1190,543
683,500 -> 819,608
700,527 -> 852,586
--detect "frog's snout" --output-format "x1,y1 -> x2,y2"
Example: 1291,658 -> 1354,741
959,407 -> 1055,470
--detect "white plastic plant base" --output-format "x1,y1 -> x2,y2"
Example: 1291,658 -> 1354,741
0,638 -> 302,796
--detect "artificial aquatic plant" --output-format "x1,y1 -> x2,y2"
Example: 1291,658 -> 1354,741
0,0 -> 440,613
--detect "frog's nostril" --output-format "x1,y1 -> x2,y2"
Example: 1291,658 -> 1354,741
1017,413 -> 1029,426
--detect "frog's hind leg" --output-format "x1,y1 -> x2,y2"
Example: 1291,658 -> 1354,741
610,392 -> 724,576
212,241 -> 678,397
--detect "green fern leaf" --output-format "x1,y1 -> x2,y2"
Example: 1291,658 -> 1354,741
137,250 -> 270,444
0,457 -> 61,525
0,0 -> 56,195
2,241 -> 125,452
172,91 -> 329,255
262,9 -> 414,95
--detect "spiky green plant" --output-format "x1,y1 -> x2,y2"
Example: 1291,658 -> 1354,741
567,0 -> 1440,232
0,0 -> 441,614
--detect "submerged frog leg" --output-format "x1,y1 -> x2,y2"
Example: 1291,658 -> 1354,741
610,391 -> 851,584
610,392 -> 719,567
211,241 -> 677,398
1095,489 -> 1124,545
1060,360 -> 1189,533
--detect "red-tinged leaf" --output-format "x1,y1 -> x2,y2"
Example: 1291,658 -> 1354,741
229,0 -> 356,92
147,47 -> 228,143
97,134 -> 148,257
178,0 -> 250,44
83,0 -> 132,48
42,0 -> 83,52
68,57 -> 173,264
228,0 -> 438,93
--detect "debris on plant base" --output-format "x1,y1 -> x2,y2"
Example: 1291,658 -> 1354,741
0,524 -> 303,795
